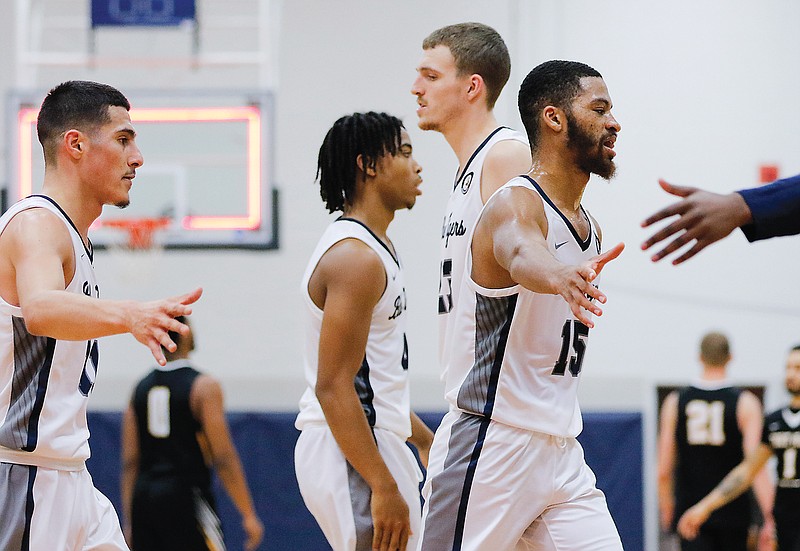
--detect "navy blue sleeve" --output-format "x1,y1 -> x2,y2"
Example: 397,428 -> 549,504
738,173 -> 800,242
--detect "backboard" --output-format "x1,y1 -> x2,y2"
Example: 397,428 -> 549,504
6,90 -> 277,249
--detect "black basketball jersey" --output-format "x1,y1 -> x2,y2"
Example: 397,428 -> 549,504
763,407 -> 800,525
674,384 -> 750,528
132,362 -> 211,492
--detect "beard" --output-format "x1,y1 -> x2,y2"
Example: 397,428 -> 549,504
566,116 -> 616,180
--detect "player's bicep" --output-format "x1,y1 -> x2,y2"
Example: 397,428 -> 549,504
316,244 -> 385,389
737,391 -> 765,453
485,187 -> 548,272
9,210 -> 73,308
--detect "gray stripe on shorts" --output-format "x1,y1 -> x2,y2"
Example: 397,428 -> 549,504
347,462 -> 373,551
420,413 -> 486,550
456,294 -> 516,416
0,462 -> 36,551
0,317 -> 53,451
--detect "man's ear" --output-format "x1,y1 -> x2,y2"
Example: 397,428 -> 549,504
542,106 -> 564,133
65,129 -> 85,158
465,74 -> 485,104
356,154 -> 377,177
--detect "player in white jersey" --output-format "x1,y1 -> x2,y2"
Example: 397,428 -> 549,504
411,23 -> 531,379
294,112 -> 433,551
418,61 -> 625,550
0,81 -> 201,550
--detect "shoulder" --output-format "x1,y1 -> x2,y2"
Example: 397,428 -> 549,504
482,140 -> 531,178
190,373 -> 224,417
318,238 -> 385,283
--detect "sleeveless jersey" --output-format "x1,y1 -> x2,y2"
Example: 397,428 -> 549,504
0,195 -> 99,470
132,361 -> 211,491
438,127 -> 528,381
296,217 -> 411,438
674,383 -> 749,529
443,175 -> 601,437
762,406 -> 800,523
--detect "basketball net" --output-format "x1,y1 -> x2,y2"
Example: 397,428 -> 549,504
101,218 -> 171,286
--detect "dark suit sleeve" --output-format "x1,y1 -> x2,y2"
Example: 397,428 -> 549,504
737,173 -> 800,241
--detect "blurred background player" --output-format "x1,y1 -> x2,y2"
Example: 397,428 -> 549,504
678,344 -> 800,550
294,112 -> 434,551
0,80 -> 201,550
121,316 -> 263,551
657,331 -> 773,551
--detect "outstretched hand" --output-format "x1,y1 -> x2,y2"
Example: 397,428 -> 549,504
556,242 -> 624,328
128,287 -> 203,365
641,179 -> 752,264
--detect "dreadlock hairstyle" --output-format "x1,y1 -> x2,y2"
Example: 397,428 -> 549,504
518,60 -> 601,152
316,112 -> 404,213
37,80 -> 131,168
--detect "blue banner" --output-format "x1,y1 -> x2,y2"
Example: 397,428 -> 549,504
91,0 -> 196,27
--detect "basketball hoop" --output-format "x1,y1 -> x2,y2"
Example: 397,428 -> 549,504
99,217 -> 171,287
101,217 -> 171,250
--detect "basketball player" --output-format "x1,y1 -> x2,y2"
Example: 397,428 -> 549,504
411,22 -> 531,382
121,316 -> 263,551
417,60 -> 624,550
657,332 -> 773,551
294,112 -> 434,551
678,344 -> 800,551
0,81 -> 202,550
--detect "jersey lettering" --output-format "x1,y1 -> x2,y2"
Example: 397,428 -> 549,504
783,447 -> 798,480
147,386 -> 171,438
686,400 -> 726,445
551,320 -> 589,377
438,259 -> 453,314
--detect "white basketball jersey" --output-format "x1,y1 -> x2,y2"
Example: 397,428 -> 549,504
438,127 -> 528,380
0,196 -> 100,469
444,176 -> 602,437
296,218 -> 411,438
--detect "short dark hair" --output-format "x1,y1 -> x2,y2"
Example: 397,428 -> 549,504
699,331 -> 731,366
518,60 -> 602,151
422,22 -> 510,109
37,80 -> 131,167
316,112 -> 404,213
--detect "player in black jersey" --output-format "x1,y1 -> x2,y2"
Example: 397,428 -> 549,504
121,317 -> 263,551
657,332 -> 773,551
679,344 -> 800,551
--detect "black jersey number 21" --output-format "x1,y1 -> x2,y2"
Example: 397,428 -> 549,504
551,320 -> 589,377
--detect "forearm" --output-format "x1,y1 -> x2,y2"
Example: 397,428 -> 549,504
23,290 -> 133,340
751,464 -> 775,520
505,241 -> 565,295
120,463 -> 136,526
214,454 -> 259,520
318,386 -> 397,492
697,463 -> 755,515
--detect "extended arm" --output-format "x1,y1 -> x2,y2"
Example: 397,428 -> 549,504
677,444 -> 773,540
192,376 -> 263,551
736,392 -> 775,541
656,391 -> 678,532
312,239 -> 411,551
2,208 -> 201,365
120,403 -> 139,545
738,173 -> 800,242
474,186 -> 623,328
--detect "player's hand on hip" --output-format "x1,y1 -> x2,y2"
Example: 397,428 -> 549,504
371,486 -> 410,550
127,287 -> 203,366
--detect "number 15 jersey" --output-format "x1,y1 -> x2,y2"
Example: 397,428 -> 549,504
444,176 -> 601,438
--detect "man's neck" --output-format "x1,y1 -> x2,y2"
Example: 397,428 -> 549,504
442,111 -> 500,171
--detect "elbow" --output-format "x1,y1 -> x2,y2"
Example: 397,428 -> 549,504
22,301 -> 52,337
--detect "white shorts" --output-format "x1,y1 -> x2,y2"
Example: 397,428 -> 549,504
295,425 -> 423,551
0,462 -> 129,551
418,410 -> 623,551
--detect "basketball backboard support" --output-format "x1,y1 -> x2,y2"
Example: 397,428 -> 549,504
6,90 -> 278,249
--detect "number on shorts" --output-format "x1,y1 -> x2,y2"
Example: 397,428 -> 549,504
147,386 -> 171,438
686,400 -> 726,445
551,320 -> 589,377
